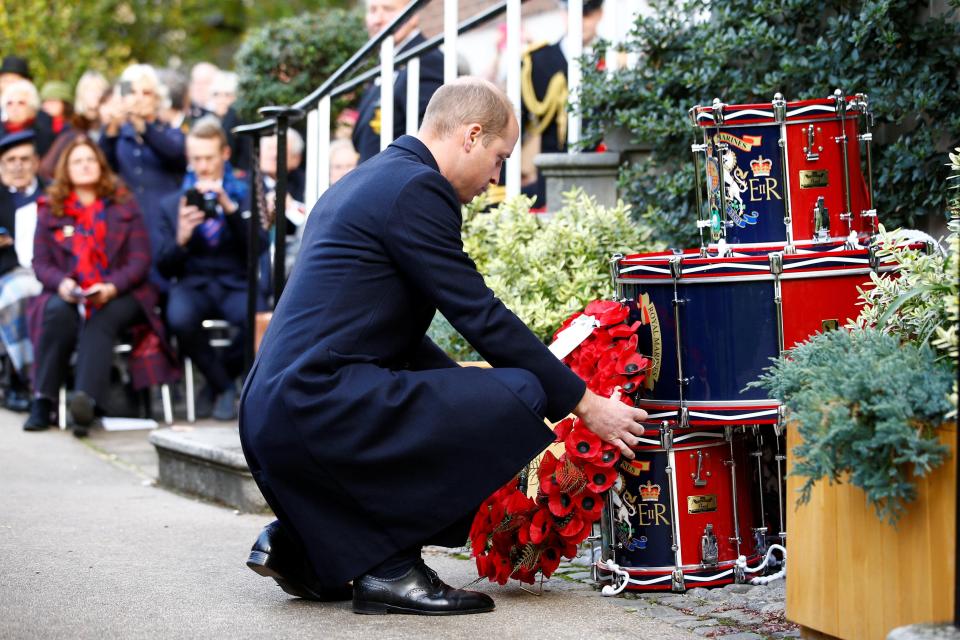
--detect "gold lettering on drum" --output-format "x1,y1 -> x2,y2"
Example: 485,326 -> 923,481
799,170 -> 829,189
639,293 -> 662,391
748,177 -> 782,202
687,494 -> 719,514
637,502 -> 670,527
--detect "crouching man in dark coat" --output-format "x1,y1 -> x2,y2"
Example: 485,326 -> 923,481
239,78 -> 647,616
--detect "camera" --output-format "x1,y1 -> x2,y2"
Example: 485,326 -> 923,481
185,187 -> 220,219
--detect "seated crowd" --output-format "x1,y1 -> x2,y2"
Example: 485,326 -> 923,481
0,55 -> 359,435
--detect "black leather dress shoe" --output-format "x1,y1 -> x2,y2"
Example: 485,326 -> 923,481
4,389 -> 30,413
353,561 -> 495,615
247,520 -> 352,601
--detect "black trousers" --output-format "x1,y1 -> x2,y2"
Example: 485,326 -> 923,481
34,294 -> 144,406
165,279 -> 247,394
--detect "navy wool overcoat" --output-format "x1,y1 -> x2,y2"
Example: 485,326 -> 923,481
239,136 -> 586,586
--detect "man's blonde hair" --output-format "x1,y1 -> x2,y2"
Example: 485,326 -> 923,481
420,77 -> 513,145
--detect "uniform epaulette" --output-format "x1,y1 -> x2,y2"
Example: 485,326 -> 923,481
522,41 -> 551,59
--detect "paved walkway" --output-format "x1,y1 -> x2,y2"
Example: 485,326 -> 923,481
0,410 -> 705,640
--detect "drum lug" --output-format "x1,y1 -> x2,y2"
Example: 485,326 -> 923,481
711,98 -> 725,125
753,527 -> 769,556
671,568 -> 686,593
661,425 -> 674,450
691,449 -> 709,487
772,92 -> 786,123
734,563 -> 746,584
832,88 -> 846,116
803,124 -> 822,161
609,253 -> 624,298
669,255 -> 683,279
700,524 -> 719,566
813,196 -> 830,243
768,251 -> 783,275
868,244 -> 881,271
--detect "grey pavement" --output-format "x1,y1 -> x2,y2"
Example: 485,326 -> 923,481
0,409 -> 704,640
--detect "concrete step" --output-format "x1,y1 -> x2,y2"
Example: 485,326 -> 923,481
149,426 -> 268,513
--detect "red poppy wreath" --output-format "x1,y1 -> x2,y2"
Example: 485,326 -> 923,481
470,300 -> 650,585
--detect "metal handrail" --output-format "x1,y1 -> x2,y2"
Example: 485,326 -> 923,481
233,0 -> 432,137
330,0 -> 520,99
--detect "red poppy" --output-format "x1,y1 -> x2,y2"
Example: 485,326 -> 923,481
539,544 -> 563,576
552,420 -> 574,443
607,320 -> 641,338
505,490 -> 534,516
548,490 -> 575,517
593,443 -> 620,468
513,565 -> 538,584
584,463 -> 618,493
556,514 -> 585,540
585,300 -> 629,326
565,426 -> 601,461
617,350 -> 649,376
574,489 -> 604,520
529,508 -> 552,544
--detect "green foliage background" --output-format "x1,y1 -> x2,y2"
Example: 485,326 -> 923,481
232,9 -> 368,122
579,0 -> 960,249
0,0 -> 349,87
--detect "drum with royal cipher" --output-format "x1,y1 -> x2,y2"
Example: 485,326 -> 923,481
688,91 -> 877,248
611,240 -> 904,428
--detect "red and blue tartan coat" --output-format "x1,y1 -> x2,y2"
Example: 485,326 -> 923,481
28,194 -> 181,389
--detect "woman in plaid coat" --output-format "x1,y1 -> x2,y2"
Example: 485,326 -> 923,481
24,136 -> 179,435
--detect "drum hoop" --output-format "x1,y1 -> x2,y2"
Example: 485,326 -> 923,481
639,399 -> 780,408
698,114 -> 857,130
599,558 -> 748,574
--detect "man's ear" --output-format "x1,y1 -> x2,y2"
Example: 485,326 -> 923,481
222,144 -> 232,163
463,123 -> 483,151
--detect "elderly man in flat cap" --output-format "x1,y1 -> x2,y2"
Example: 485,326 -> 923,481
0,130 -> 44,414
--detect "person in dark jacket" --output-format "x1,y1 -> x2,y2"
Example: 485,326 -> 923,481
154,116 -> 257,421
520,0 -> 604,207
0,130 -> 44,411
240,78 -> 647,615
352,0 -> 445,162
99,64 -> 187,278
24,136 -> 179,435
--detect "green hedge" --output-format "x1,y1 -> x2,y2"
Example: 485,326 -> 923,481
233,8 -> 368,122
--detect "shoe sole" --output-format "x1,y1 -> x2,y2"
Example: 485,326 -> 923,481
247,550 -> 319,600
69,393 -> 95,427
352,601 -> 495,616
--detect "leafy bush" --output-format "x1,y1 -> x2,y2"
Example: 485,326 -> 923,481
578,0 -> 960,248
427,190 -> 659,357
751,329 -> 954,524
233,9 -> 368,122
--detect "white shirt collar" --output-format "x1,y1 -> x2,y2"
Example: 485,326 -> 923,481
7,177 -> 38,196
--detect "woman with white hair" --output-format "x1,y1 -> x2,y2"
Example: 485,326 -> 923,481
1,79 -> 54,156
99,63 -> 186,274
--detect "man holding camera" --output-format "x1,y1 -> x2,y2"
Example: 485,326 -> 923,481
155,116 -> 257,420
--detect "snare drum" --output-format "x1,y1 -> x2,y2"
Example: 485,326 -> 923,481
596,425 -> 760,591
613,241 -> 899,427
689,91 -> 876,247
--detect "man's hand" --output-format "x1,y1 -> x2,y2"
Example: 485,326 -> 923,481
58,277 -> 80,304
177,197 -> 205,246
194,179 -> 237,214
572,388 -> 648,460
0,234 -> 13,249
83,282 -> 118,306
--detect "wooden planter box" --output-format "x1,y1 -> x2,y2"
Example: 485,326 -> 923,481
786,423 -> 957,639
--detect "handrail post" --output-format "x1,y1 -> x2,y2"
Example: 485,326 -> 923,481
258,106 -> 305,305
443,0 -> 458,83
566,0 -> 583,148
505,0 -> 522,197
379,36 -> 395,152
244,133 -> 261,373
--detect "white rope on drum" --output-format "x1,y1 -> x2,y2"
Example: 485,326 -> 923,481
597,544 -> 787,595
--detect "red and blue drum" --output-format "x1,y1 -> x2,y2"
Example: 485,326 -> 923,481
689,91 -> 876,247
596,425 -> 760,591
612,240 -> 901,427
